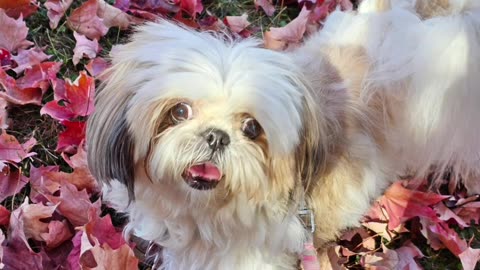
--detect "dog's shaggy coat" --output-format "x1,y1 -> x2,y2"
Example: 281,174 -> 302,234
87,0 -> 480,269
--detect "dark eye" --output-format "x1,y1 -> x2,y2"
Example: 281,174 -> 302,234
171,102 -> 192,123
242,118 -> 262,140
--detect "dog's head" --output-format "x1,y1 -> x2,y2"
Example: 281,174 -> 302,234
87,21 -> 327,205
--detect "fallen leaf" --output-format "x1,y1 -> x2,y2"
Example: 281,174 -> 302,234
0,166 -> 29,202
28,165 -> 62,202
255,0 -> 275,16
380,181 -> 447,230
85,57 -> 109,78
180,0 -> 203,17
12,47 -> 50,74
89,242 -> 138,270
41,71 -> 96,121
458,247 -> 480,270
67,0 -> 109,40
44,0 -> 74,29
0,205 -> 10,226
9,198 -> 57,244
0,9 -> 33,52
0,130 -> 36,165
454,201 -> 480,225
97,0 -> 141,29
46,183 -> 100,226
361,242 -> 423,270
0,47 -> 14,68
224,14 -> 250,34
72,32 -> 100,65
56,120 -> 86,154
0,0 -> 39,19
265,7 -> 311,50
16,61 -> 62,91
83,214 -> 126,250
420,218 -> 467,256
434,202 -> 469,228
0,68 -> 43,105
115,0 -> 179,19
0,97 -> 8,129
40,220 -> 73,248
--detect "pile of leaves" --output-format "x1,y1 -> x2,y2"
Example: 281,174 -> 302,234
0,0 -> 477,269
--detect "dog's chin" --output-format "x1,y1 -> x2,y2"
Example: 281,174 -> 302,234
182,162 -> 223,191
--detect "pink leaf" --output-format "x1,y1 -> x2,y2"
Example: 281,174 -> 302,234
459,247 -> 480,270
16,61 -> 62,91
67,0 -> 109,40
0,130 -> 36,164
11,47 -> 50,74
0,166 -> 29,202
361,242 -> 423,270
72,32 -> 100,65
379,181 -> 447,230
46,183 -> 100,226
85,57 -> 109,78
44,0 -> 74,29
0,9 -> 33,52
0,205 -> 10,226
255,0 -> 275,16
39,220 -> 73,248
89,242 -> 139,270
9,198 -> 57,244
97,0 -> 142,29
265,7 -> 311,50
180,0 -> 203,17
0,97 -> 8,129
420,218 -> 468,256
224,14 -> 250,34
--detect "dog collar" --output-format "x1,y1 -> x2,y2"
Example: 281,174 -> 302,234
297,185 -> 321,270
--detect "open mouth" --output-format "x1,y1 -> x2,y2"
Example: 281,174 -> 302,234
182,162 -> 222,190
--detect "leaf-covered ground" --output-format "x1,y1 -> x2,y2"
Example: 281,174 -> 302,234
0,0 -> 478,269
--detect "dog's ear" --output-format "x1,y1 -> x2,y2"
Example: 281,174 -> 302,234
87,64 -> 136,201
295,92 -> 329,193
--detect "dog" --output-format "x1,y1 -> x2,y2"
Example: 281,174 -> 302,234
86,0 -> 480,269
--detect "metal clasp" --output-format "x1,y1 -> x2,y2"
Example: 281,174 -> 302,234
298,208 -> 315,234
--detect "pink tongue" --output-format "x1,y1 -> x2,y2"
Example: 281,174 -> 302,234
188,162 -> 222,182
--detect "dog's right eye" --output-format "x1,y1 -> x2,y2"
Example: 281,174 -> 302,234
171,102 -> 192,123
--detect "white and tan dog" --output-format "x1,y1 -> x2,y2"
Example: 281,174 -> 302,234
87,0 -> 480,269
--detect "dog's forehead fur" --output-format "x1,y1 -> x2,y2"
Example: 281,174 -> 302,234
111,21 -> 308,154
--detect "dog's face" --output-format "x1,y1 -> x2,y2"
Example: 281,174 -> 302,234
87,21 -> 325,206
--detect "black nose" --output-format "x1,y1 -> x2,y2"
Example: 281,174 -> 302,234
202,129 -> 230,151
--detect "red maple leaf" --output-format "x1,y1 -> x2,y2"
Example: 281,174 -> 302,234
41,71 -> 95,121
56,120 -> 86,154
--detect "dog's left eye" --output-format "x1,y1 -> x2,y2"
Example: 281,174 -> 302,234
171,102 -> 192,122
242,118 -> 262,140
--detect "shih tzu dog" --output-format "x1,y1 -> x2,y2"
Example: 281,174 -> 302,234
86,0 -> 480,269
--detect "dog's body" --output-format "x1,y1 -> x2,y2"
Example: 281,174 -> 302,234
87,0 -> 480,269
